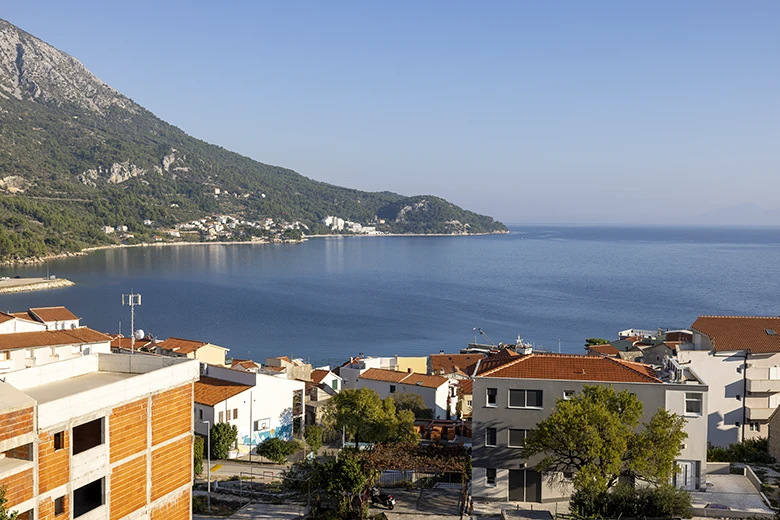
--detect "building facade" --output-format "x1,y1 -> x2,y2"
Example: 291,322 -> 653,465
356,368 -> 452,419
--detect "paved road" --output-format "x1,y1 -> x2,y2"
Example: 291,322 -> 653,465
201,460 -> 288,482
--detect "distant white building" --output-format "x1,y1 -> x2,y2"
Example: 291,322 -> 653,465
322,216 -> 345,231
356,368 -> 452,419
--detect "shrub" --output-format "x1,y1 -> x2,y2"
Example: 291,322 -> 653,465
570,483 -> 691,519
305,425 -> 324,453
707,438 -> 775,464
210,423 -> 238,460
256,437 -> 301,464
193,435 -> 204,475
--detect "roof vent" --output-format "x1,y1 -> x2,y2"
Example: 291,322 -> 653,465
766,329 -> 777,336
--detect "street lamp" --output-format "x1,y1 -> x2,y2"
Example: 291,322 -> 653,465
202,420 -> 211,513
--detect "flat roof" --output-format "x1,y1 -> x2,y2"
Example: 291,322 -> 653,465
23,371 -> 135,405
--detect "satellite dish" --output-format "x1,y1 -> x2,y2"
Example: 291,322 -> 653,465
134,329 -> 145,340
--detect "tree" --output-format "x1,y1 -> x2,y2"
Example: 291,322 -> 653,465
256,437 -> 301,464
310,452 -> 371,517
323,388 -> 418,447
193,435 -> 204,475
304,425 -> 324,453
521,385 -> 687,494
585,338 -> 611,347
210,422 -> 238,460
391,392 -> 434,419
0,486 -> 18,520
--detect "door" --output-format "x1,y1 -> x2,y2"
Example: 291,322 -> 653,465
674,461 -> 694,490
508,470 -> 542,502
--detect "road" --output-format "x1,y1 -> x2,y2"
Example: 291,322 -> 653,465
201,459 -> 288,482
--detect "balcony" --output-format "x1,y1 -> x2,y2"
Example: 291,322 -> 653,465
747,379 -> 780,393
746,406 -> 774,421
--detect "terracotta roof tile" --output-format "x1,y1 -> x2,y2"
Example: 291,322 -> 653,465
311,369 -> 331,384
231,359 -> 259,370
110,337 -> 154,350
194,376 -> 252,406
692,316 -> 780,353
359,368 -> 448,388
29,306 -> 79,322
459,379 -> 473,394
477,353 -> 662,384
157,337 -> 209,354
430,354 -> 484,375
587,344 -> 620,356
0,312 -> 15,324
0,328 -> 111,350
9,312 -> 36,322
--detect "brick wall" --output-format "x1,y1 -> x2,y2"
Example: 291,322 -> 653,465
150,489 -> 190,520
110,398 -> 148,463
38,430 -> 69,494
0,468 -> 33,507
110,455 -> 147,520
151,384 -> 192,446
0,407 -> 33,442
37,494 -> 68,520
2,443 -> 31,460
150,436 -> 191,502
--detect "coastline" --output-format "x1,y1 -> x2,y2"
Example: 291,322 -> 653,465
0,230 -> 509,266
0,278 -> 74,294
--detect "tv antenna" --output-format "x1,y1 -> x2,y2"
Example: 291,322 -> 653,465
122,292 -> 142,353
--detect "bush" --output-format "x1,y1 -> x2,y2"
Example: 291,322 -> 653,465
194,436 -> 204,475
305,425 -> 324,453
707,438 -> 775,464
570,484 -> 691,519
256,437 -> 301,464
210,423 -> 238,460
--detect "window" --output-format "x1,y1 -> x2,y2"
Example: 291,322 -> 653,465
54,431 -> 64,451
74,478 -> 103,517
390,385 -> 396,394
485,427 -> 497,447
467,400 -> 472,406
332,379 -> 339,391
508,429 -> 528,448
73,418 -> 103,455
486,468 -> 496,486
198,409 -> 203,420
685,393 -> 703,416
233,408 -> 238,420
750,422 -> 761,432
563,390 -> 575,400
486,388 -> 497,407
509,389 -> 543,408
218,411 -> 224,423
0,350 -> 9,360
55,495 -> 65,515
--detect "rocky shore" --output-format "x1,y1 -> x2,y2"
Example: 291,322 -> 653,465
0,278 -> 75,294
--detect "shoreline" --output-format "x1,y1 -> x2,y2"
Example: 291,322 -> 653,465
0,278 -> 75,294
0,230 -> 509,266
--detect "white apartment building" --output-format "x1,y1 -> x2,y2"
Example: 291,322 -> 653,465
356,368 -> 453,419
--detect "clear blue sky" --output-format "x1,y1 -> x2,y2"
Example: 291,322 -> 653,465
5,2 -> 780,224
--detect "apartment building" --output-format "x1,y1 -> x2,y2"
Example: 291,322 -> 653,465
0,328 -> 112,374
678,315 -> 780,446
0,353 -> 199,519
356,368 -> 452,419
471,352 -> 708,503
0,307 -> 81,335
194,364 -> 305,453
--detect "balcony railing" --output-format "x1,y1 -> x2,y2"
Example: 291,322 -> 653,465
746,406 -> 774,421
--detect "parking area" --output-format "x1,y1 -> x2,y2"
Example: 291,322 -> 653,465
690,474 -> 773,514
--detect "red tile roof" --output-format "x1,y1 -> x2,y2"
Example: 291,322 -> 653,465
692,316 -> 780,353
430,353 -> 484,375
359,368 -> 448,389
157,337 -> 209,354
459,379 -> 473,394
110,337 -> 154,350
231,359 -> 259,370
587,344 -> 620,356
29,306 -> 79,322
476,353 -> 662,384
0,312 -> 15,324
0,328 -> 111,350
311,369 -> 332,384
194,376 -> 252,406
9,311 -> 37,322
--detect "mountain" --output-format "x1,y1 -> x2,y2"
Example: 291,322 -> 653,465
0,19 -> 506,261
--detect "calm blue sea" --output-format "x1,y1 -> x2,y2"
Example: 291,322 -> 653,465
1,226 -> 779,367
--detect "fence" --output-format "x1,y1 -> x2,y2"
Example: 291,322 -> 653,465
377,469 -> 463,488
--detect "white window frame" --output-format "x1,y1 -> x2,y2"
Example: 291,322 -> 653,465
486,388 -> 498,407
750,422 -> 761,432
508,389 -> 543,409
684,393 -> 703,417
508,428 -> 528,448
563,390 -> 575,400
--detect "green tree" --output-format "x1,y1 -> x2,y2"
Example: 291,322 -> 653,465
521,385 -> 687,494
310,452 -> 371,516
391,392 -> 434,419
256,437 -> 301,464
193,435 -> 204,475
304,425 -> 324,453
585,338 -> 611,347
324,388 -> 418,447
0,486 -> 18,520
210,422 -> 238,460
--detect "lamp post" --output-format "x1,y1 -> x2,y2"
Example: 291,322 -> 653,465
203,420 -> 211,513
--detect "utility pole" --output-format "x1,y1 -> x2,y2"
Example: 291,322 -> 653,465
121,292 -> 141,353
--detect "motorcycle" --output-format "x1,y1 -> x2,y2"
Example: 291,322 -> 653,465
370,486 -> 396,510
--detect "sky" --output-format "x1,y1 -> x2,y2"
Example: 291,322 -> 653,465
4,2 -> 780,225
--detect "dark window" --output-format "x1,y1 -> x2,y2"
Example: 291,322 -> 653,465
487,388 -> 497,406
509,389 -> 543,408
486,427 -> 497,446
198,409 -> 203,420
73,418 -> 103,455
508,429 -> 528,447
54,431 -> 64,451
233,408 -> 238,420
390,385 -> 396,393
486,468 -> 496,485
55,496 -> 65,515
74,478 -> 103,517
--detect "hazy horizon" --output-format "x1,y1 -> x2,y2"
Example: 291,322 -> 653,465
4,2 -> 779,225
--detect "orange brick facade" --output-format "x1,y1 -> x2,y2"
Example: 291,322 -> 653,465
150,490 -> 190,520
38,430 -> 69,493
0,407 -> 33,442
151,436 -> 192,502
110,455 -> 148,520
109,398 -> 148,463
0,468 -> 33,506
37,495 -> 68,520
151,384 -> 193,445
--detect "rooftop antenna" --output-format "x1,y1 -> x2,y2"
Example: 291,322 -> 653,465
122,292 -> 142,354
473,327 -> 495,346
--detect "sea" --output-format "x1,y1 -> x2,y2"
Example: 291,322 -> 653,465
1,225 -> 778,368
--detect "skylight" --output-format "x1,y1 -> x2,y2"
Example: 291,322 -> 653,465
766,329 -> 777,336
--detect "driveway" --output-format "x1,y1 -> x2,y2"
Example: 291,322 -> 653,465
194,502 -> 306,519
690,474 -> 773,513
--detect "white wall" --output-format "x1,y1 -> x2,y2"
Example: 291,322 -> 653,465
0,319 -> 46,334
356,378 -> 450,419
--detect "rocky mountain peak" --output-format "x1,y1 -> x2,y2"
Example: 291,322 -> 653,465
0,18 -> 137,115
